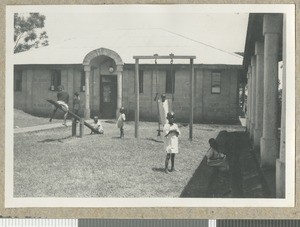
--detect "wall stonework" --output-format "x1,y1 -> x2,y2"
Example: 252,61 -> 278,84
14,64 -> 240,123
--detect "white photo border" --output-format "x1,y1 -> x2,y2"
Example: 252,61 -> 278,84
5,4 -> 295,208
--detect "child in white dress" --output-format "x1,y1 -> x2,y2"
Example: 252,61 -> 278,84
164,111 -> 181,173
117,107 -> 126,138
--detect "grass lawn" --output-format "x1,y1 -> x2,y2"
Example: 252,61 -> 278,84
14,109 -> 53,128
14,114 -> 243,198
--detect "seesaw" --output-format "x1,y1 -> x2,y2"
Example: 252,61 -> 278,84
46,99 -> 101,137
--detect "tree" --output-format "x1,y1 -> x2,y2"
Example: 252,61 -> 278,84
14,13 -> 49,53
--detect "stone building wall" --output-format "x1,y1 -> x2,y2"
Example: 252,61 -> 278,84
14,64 -> 240,123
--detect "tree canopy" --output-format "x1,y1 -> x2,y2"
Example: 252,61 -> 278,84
14,13 -> 49,53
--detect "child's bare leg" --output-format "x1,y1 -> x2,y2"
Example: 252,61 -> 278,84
63,112 -> 68,126
49,107 -> 58,122
120,126 -> 124,138
170,154 -> 176,171
165,153 -> 171,173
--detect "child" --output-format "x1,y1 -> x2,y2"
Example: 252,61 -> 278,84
73,92 -> 81,116
90,116 -> 104,134
206,138 -> 226,164
117,107 -> 126,138
49,85 -> 69,126
164,111 -> 181,173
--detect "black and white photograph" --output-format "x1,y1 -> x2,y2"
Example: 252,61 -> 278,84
5,4 -> 295,207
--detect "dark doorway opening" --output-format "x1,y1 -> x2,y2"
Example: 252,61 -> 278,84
100,75 -> 117,118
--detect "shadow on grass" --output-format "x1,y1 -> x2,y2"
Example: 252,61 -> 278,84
180,130 -> 247,198
38,136 -> 72,143
152,167 -> 166,172
146,137 -> 164,143
104,120 -> 116,124
111,136 -> 131,140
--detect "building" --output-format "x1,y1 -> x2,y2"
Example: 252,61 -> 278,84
242,13 -> 286,198
13,28 -> 242,123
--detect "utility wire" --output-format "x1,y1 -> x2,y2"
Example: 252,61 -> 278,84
161,28 -> 243,59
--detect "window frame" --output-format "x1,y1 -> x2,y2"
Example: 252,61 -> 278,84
81,70 -> 86,92
50,70 -> 61,91
211,71 -> 221,94
139,69 -> 144,93
165,68 -> 175,94
14,69 -> 22,92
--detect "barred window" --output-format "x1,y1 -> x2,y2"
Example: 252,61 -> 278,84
165,69 -> 175,94
81,70 -> 86,92
211,72 -> 221,94
139,70 -> 144,93
14,69 -> 22,92
50,70 -> 61,91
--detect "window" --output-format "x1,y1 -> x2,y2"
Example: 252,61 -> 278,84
50,70 -> 61,91
134,70 -> 144,93
81,70 -> 86,92
165,69 -> 175,94
211,72 -> 221,94
14,69 -> 22,91
139,70 -> 144,93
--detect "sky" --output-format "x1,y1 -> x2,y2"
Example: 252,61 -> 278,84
36,6 -> 249,54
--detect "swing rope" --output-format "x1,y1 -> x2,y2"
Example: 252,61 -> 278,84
170,53 -> 175,102
154,54 -> 159,101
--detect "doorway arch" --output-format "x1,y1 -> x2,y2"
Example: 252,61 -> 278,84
82,48 -> 124,118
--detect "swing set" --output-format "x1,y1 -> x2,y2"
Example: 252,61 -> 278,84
133,54 -> 196,140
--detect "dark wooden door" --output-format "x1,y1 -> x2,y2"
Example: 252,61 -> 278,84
100,75 -> 117,118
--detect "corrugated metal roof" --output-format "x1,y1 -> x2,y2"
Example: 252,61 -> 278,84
13,28 -> 243,65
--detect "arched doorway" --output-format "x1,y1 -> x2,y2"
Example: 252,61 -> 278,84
82,48 -> 124,119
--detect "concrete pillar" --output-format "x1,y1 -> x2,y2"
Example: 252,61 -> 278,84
116,64 -> 123,117
254,41 -> 265,148
84,65 -> 91,119
250,56 -> 256,140
260,14 -> 281,167
246,66 -> 251,133
276,14 -> 286,198
67,69 -> 74,109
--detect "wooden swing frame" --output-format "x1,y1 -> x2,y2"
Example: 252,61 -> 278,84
133,54 -> 196,140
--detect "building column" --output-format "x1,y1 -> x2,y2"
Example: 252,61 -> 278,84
254,41 -> 265,148
116,64 -> 123,118
277,14 -> 286,198
260,14 -> 281,167
246,66 -> 251,133
250,56 -> 257,140
84,65 -> 91,119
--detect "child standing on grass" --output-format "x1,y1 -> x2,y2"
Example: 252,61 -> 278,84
164,111 -> 181,173
73,92 -> 81,116
90,116 -> 104,134
117,107 -> 126,138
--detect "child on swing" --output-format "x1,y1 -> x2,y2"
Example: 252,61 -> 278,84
164,111 -> 181,173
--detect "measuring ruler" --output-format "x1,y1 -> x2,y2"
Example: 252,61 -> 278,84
0,219 -> 299,226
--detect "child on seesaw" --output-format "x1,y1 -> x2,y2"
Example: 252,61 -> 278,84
164,111 -> 181,174
90,116 -> 104,134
